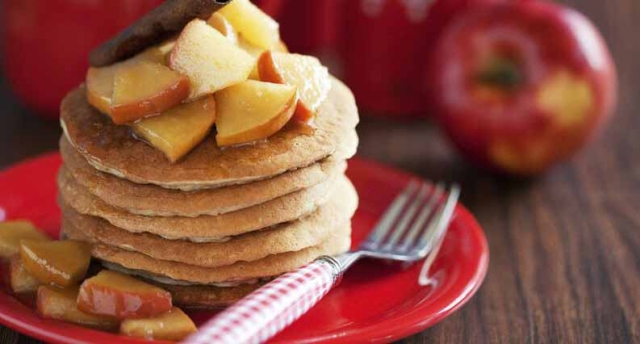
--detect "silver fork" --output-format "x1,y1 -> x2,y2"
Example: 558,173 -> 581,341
335,181 -> 461,273
184,181 -> 461,344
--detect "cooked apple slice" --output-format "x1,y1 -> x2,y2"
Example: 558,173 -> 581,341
237,37 -> 289,80
207,13 -> 238,44
20,240 -> 92,287
258,51 -> 331,124
87,65 -> 119,116
86,41 -> 176,117
131,96 -> 216,162
9,254 -> 42,294
218,0 -> 280,50
109,61 -> 190,124
120,307 -> 196,341
169,19 -> 254,100
37,286 -> 119,330
0,221 -> 49,258
215,80 -> 297,146
78,270 -> 172,320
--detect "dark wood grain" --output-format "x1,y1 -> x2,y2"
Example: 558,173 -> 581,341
1,0 -> 639,343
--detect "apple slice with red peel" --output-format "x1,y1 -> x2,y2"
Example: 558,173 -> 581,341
215,80 -> 297,147
109,61 -> 190,124
131,96 -> 216,162
78,270 -> 172,320
258,51 -> 331,124
169,19 -> 254,100
86,41 -> 176,118
120,307 -> 196,341
20,240 -> 92,287
218,0 -> 280,50
9,254 -> 42,294
37,286 -> 119,330
0,221 -> 49,258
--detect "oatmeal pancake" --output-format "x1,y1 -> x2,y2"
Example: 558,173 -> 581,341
61,77 -> 359,189
60,136 -> 347,216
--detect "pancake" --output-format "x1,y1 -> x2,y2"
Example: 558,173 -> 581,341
60,183 -> 358,267
60,77 -> 359,189
65,225 -> 351,285
103,262 -> 267,309
60,137 -> 347,216
58,171 -> 355,241
161,282 -> 264,309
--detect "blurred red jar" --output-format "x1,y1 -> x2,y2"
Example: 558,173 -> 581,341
1,0 -> 163,119
341,0 -> 508,118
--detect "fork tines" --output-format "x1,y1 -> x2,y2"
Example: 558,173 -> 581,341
362,180 -> 461,260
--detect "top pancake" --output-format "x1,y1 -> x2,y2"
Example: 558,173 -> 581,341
60,77 -> 359,189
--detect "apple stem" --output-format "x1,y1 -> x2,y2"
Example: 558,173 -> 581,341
477,58 -> 523,90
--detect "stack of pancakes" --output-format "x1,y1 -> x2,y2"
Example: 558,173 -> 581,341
57,77 -> 359,308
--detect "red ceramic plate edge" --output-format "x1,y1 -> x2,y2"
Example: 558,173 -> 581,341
355,210 -> 488,344
0,154 -> 490,344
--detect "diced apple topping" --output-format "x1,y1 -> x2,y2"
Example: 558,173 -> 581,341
218,0 -> 280,50
78,270 -> 172,320
169,19 -> 254,100
86,40 -> 176,118
132,96 -> 216,162
20,240 -> 92,287
9,254 -> 42,294
110,61 -> 190,124
215,80 -> 297,146
87,65 -> 119,116
0,221 -> 49,258
207,13 -> 238,45
258,51 -> 331,124
239,37 -> 289,81
120,307 -> 196,341
37,286 -> 119,330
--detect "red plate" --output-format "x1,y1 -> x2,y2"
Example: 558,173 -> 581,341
0,153 -> 489,343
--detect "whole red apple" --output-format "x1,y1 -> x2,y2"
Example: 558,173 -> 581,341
427,0 -> 617,175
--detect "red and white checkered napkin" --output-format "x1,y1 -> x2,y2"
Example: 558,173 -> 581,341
182,258 -> 341,344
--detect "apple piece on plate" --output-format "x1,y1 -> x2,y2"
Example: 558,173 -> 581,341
169,19 -> 254,100
207,13 -> 238,45
109,61 -> 190,124
120,307 -> 197,341
20,240 -> 92,287
0,221 -> 49,258
218,0 -> 280,50
258,51 -> 331,124
77,270 -> 172,320
215,80 -> 297,147
37,286 -> 119,330
9,254 -> 42,294
86,41 -> 176,117
131,96 -> 216,162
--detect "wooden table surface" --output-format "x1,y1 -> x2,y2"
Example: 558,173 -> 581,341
1,0 -> 639,343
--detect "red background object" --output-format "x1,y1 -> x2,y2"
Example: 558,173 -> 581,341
1,0 -> 163,119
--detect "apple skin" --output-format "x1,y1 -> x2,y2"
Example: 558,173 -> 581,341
427,0 -> 617,175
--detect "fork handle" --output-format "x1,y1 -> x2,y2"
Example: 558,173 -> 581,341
183,257 -> 343,344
